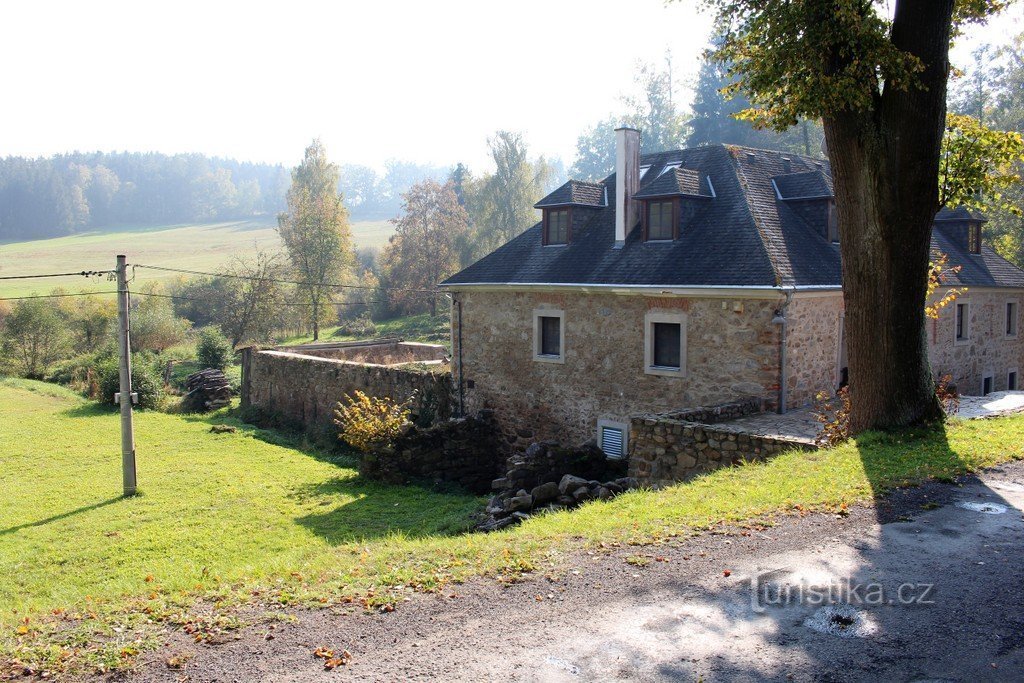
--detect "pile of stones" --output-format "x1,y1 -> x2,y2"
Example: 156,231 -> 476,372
477,441 -> 638,532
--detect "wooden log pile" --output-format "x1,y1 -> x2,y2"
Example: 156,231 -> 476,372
181,369 -> 233,412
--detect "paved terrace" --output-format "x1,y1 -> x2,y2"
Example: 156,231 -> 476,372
713,390 -> 1024,444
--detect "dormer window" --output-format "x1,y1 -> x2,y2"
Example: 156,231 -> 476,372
543,208 -> 570,245
968,224 -> 982,254
646,200 -> 675,241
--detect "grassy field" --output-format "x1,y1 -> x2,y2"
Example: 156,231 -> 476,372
3,377 -> 1024,675
0,219 -> 395,298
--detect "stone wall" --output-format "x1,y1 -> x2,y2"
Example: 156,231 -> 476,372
784,294 -> 844,407
287,340 -> 448,366
359,412 -> 501,494
927,288 -> 1024,395
241,347 -> 454,440
628,403 -> 814,485
453,290 -> 784,450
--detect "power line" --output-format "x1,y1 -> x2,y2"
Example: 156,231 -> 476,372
0,270 -> 113,281
131,263 -> 440,295
0,291 -> 118,301
130,290 -> 397,307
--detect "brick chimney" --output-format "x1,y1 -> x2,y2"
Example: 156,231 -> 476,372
614,126 -> 641,247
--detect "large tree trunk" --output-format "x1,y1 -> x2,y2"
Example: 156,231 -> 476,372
825,0 -> 954,432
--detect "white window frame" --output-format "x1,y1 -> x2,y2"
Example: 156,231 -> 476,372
1006,300 -> 1019,340
597,419 -> 629,460
532,308 -> 565,364
982,371 -> 994,396
644,311 -> 688,377
1008,368 -> 1019,392
954,300 -> 971,346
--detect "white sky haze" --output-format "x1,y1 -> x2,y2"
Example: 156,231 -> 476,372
1,0 -> 1021,171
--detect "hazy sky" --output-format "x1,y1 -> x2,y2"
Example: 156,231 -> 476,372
1,1 -> 1021,171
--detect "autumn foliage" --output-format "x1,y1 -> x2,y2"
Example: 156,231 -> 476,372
334,390 -> 411,452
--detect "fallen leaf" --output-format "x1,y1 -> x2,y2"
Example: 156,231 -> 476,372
723,570 -> 732,577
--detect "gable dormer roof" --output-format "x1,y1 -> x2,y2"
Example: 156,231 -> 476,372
633,167 -> 714,199
534,179 -> 607,208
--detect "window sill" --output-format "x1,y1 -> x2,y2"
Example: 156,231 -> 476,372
543,243 -> 568,248
644,239 -> 674,244
645,365 -> 685,378
954,338 -> 971,347
534,354 -> 565,364
1006,334 -> 1019,341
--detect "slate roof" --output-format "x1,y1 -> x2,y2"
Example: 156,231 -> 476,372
934,206 -> 986,222
442,143 -> 1024,290
772,170 -> 833,199
633,167 -> 713,199
535,180 -> 607,208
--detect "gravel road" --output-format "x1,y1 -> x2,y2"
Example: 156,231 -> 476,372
130,460 -> 1024,682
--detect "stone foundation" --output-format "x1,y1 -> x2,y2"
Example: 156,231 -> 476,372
628,398 -> 814,485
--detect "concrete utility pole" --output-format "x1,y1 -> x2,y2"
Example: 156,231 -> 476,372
116,254 -> 137,496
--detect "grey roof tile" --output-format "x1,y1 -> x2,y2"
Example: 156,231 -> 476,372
443,144 -> 1024,291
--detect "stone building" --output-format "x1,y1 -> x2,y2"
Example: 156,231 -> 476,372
441,128 -> 1024,455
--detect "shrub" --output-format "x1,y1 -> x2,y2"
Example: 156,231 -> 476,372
196,327 -> 233,371
131,291 -> 191,352
0,298 -> 72,378
334,390 -> 411,452
334,313 -> 377,338
97,359 -> 165,410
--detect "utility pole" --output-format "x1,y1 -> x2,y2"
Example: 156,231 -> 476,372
116,254 -> 137,496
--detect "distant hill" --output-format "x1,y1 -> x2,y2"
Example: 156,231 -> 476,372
0,152 -> 452,242
0,219 -> 396,298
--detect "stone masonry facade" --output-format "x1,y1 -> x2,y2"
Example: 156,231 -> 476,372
927,288 -> 1024,395
452,286 -> 1024,456
453,289 -> 785,450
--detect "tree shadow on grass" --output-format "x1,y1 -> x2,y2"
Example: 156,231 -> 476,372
291,476 -> 482,545
177,408 -> 481,544
0,496 -> 122,536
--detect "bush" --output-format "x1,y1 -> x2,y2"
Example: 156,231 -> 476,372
334,390 -> 411,452
196,327 -> 232,371
131,291 -> 191,352
334,312 -> 377,338
97,359 -> 165,410
1,298 -> 72,378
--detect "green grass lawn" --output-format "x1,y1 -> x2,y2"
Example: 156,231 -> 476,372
3,377 -> 1024,675
0,219 -> 395,298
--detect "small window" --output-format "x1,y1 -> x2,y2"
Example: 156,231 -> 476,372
983,374 -> 994,396
644,311 -> 687,376
544,209 -> 569,245
968,224 -> 982,254
1007,302 -> 1018,338
540,316 -> 561,356
646,200 -> 674,241
598,420 -> 628,460
826,201 -> 839,243
955,303 -> 969,342
533,308 -> 565,363
1008,370 -> 1018,391
653,323 -> 681,368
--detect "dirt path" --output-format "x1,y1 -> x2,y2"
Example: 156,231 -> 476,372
130,461 -> 1024,682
